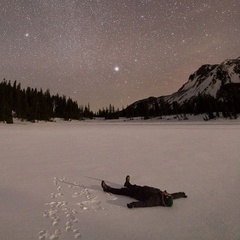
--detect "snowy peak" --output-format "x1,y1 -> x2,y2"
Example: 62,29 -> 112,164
166,57 -> 240,104
124,57 -> 240,117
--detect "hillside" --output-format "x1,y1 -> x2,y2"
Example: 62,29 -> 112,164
123,57 -> 240,118
165,57 -> 240,104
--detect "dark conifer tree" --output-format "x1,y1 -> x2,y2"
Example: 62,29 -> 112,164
0,79 -> 91,122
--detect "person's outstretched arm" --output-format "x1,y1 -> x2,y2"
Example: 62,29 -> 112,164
171,192 -> 187,199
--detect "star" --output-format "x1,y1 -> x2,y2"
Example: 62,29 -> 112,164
114,66 -> 120,72
0,0 -> 238,112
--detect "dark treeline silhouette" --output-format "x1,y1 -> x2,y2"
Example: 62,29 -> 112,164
1,79 -> 240,123
0,79 -> 93,123
95,104 -> 121,119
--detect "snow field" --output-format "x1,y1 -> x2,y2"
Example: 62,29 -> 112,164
0,120 -> 239,240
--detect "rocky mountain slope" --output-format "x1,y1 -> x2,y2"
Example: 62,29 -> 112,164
127,57 -> 240,115
165,57 -> 240,104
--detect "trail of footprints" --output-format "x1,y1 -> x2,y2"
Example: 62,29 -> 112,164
39,177 -> 106,240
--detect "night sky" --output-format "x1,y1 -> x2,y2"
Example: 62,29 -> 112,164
0,0 -> 239,111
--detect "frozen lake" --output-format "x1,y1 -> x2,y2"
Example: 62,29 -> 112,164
0,120 -> 239,240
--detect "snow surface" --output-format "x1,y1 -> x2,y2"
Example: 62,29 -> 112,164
0,119 -> 240,240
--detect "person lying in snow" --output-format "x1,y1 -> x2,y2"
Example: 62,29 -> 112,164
101,175 -> 187,208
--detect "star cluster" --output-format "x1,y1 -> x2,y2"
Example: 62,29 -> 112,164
0,0 -> 239,111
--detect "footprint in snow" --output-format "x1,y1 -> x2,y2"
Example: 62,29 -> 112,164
40,177 -> 107,239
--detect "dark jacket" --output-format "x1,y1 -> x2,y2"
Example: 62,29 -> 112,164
127,186 -> 173,208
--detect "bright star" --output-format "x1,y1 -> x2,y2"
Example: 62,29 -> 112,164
114,66 -> 120,72
25,33 -> 29,37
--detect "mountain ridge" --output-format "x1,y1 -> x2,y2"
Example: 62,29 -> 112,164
122,57 -> 240,118
165,57 -> 240,103
131,57 -> 240,107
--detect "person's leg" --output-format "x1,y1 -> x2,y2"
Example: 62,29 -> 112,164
102,181 -> 135,197
170,192 -> 187,199
124,175 -> 141,189
103,180 -> 155,201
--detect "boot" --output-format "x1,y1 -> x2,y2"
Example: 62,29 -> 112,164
124,175 -> 131,187
101,181 -> 111,192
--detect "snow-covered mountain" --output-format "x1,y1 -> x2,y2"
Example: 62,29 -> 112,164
165,57 -> 240,104
128,57 -> 240,111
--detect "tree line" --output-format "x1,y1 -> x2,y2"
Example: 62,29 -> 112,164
1,79 -> 239,123
0,79 -> 93,123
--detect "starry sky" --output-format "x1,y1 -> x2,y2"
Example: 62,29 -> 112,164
0,0 -> 239,111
